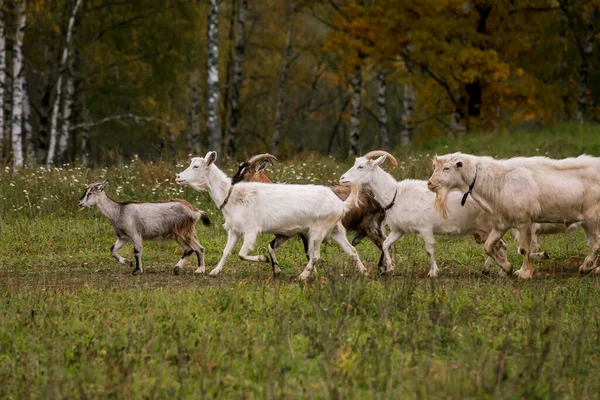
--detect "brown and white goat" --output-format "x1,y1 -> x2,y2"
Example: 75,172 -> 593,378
231,153 -> 389,274
78,180 -> 210,275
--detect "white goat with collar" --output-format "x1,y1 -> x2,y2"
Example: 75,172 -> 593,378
339,151 -> 508,277
176,151 -> 367,280
428,152 -> 600,279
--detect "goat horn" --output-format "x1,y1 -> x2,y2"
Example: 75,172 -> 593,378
247,153 -> 278,166
363,150 -> 398,166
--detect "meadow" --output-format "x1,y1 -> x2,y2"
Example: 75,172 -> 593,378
2,124 -> 600,398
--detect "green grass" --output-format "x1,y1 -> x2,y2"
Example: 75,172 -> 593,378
2,124 -> 600,398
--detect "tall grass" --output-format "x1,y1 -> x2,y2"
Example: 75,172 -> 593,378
1,124 -> 600,398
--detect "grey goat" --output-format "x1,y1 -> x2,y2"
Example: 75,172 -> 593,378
78,180 -> 210,275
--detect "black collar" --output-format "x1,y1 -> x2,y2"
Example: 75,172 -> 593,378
461,168 -> 477,207
219,186 -> 234,210
384,189 -> 398,211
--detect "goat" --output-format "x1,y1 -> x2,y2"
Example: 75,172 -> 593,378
78,180 -> 210,275
175,151 -> 367,281
231,153 -> 389,275
339,151 -> 509,277
428,152 -> 600,279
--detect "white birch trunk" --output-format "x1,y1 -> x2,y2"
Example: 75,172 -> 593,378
272,21 -> 293,157
57,58 -> 75,164
226,0 -> 247,157
45,0 -> 83,169
11,0 -> 26,170
377,70 -> 389,149
190,68 -> 201,154
23,73 -> 34,163
577,9 -> 599,125
348,64 -> 361,157
206,0 -> 221,155
0,0 -> 5,162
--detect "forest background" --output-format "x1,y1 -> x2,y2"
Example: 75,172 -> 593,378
0,0 -> 599,169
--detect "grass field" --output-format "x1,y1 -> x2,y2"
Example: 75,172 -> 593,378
2,124 -> 600,398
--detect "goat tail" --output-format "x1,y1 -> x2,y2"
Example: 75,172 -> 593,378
342,184 -> 360,215
198,211 -> 211,226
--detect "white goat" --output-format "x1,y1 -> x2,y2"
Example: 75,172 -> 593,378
339,151 -> 509,277
175,151 -> 367,280
78,180 -> 210,275
428,152 -> 599,279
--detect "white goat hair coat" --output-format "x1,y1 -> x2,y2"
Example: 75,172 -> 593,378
430,152 -> 600,279
339,155 -> 508,277
222,182 -> 349,236
176,152 -> 366,280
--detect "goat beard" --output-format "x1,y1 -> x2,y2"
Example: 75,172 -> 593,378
434,187 -> 450,220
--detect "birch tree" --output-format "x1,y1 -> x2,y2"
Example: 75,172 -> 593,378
46,0 -> 83,169
348,64 -> 361,157
57,56 -> 75,164
23,74 -> 34,163
0,0 -> 5,163
376,70 -> 388,149
11,0 -> 26,170
206,0 -> 221,155
226,0 -> 247,157
272,18 -> 293,157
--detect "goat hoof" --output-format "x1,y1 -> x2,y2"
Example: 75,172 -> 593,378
298,272 -> 311,282
207,270 -> 219,277
543,252 -> 550,259
194,267 -> 206,275
132,268 -> 142,276
273,264 -> 281,276
481,269 -> 490,276
173,266 -> 181,275
259,254 -> 269,263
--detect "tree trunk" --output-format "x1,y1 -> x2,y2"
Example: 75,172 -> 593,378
206,0 -> 221,155
37,47 -> 52,160
57,57 -> 75,164
11,0 -> 26,170
559,8 -> 569,122
45,0 -> 83,169
577,9 -> 599,125
348,64 -> 361,157
272,20 -> 293,157
226,0 -> 247,157
377,70 -> 389,149
0,0 -> 5,163
80,92 -> 90,167
400,82 -> 415,147
189,68 -> 201,154
23,73 -> 34,164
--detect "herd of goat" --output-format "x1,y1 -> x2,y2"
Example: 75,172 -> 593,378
78,150 -> 596,281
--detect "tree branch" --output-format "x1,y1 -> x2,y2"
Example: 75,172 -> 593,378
69,113 -> 184,131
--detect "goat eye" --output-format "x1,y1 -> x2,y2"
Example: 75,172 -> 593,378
193,165 -> 199,169
443,167 -> 450,171
357,165 -> 364,170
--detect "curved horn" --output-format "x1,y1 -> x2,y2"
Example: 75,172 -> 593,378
363,150 -> 398,166
247,153 -> 278,166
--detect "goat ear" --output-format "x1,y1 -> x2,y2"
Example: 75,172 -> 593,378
372,155 -> 387,167
100,180 -> 109,191
205,151 -> 217,166
456,161 -> 463,168
256,160 -> 270,173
